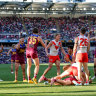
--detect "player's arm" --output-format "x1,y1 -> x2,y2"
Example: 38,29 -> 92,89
87,32 -> 90,52
7,49 -> 12,56
45,41 -> 52,57
15,44 -> 20,50
38,37 -> 46,48
60,43 -> 66,56
64,55 -> 73,64
90,37 -> 96,40
44,40 -> 48,46
73,37 -> 78,62
0,45 -> 3,53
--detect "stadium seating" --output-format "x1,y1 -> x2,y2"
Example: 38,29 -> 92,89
0,16 -> 95,63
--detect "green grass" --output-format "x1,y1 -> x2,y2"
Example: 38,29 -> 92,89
0,63 -> 96,96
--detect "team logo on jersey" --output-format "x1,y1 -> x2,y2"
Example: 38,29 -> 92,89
52,41 -> 61,50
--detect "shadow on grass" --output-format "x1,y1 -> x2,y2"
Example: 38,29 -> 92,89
0,90 -> 96,96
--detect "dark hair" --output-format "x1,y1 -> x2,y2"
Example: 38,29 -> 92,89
81,28 -> 86,34
12,44 -> 15,48
54,33 -> 60,38
33,28 -> 38,34
68,45 -> 73,49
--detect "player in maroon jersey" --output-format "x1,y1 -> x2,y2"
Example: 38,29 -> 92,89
7,44 -> 16,74
14,38 -> 27,83
26,28 -> 46,84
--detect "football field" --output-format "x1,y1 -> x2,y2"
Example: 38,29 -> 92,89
0,63 -> 96,96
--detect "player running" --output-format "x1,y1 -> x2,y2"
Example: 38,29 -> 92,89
26,28 -> 46,84
73,28 -> 90,85
7,44 -> 16,74
38,33 -> 66,83
14,38 -> 27,83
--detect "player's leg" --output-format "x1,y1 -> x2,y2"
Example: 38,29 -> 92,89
55,79 -> 72,85
32,58 -> 39,84
94,58 -> 96,77
27,58 -> 33,83
55,60 -> 60,75
82,62 -> 89,84
11,61 -> 14,73
43,62 -> 53,76
38,62 -> 53,83
14,61 -> 19,82
77,62 -> 82,82
21,64 -> 27,82
50,70 -> 70,85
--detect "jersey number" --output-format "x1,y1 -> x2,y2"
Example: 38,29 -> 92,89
29,37 -> 37,44
80,38 -> 88,46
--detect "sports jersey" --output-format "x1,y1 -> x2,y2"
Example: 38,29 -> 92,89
77,35 -> 88,53
11,49 -> 16,61
15,44 -> 26,64
26,34 -> 39,59
50,40 -> 61,56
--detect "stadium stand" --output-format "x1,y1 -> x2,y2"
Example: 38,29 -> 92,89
0,16 -> 96,64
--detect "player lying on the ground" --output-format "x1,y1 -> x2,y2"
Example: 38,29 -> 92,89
50,63 -> 88,86
39,63 -> 87,86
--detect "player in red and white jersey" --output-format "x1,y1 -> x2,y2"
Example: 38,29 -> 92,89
73,28 -> 90,85
38,33 -> 66,83
50,63 -> 86,86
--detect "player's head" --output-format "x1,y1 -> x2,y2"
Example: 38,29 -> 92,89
54,33 -> 61,40
19,38 -> 24,45
33,28 -> 38,34
12,44 -> 15,48
63,65 -> 70,71
80,28 -> 86,34
67,45 -> 73,54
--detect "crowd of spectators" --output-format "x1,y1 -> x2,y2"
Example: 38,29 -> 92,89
0,16 -> 96,63
0,16 -> 96,41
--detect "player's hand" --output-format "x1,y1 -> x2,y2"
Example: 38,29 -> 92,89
45,40 -> 48,43
46,53 -> 50,57
7,53 -> 9,56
